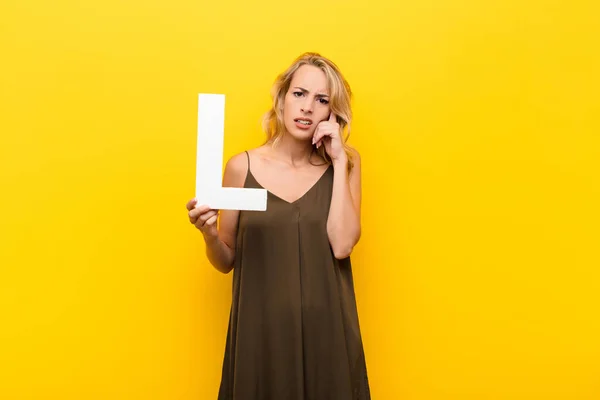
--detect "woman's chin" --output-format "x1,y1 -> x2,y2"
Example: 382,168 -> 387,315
284,124 -> 314,142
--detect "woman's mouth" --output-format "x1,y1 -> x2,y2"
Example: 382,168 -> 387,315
294,118 -> 313,129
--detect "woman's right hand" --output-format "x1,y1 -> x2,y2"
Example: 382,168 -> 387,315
186,198 -> 219,240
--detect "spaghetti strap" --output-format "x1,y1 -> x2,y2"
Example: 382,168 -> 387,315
244,150 -> 251,171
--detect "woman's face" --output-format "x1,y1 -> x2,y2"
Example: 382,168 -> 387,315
282,64 -> 331,142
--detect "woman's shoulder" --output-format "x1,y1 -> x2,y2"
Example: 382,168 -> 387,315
223,146 -> 268,186
223,151 -> 250,187
225,151 -> 248,171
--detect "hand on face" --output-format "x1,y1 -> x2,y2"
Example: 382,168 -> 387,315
313,112 -> 345,162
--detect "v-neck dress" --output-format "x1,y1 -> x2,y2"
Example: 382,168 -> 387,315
217,151 -> 370,400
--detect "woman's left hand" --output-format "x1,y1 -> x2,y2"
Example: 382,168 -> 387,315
313,113 -> 346,163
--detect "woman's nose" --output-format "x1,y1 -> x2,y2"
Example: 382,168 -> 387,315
301,99 -> 313,113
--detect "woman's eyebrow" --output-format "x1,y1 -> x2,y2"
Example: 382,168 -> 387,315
294,86 -> 329,98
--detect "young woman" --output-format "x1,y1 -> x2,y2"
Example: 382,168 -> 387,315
186,52 -> 370,399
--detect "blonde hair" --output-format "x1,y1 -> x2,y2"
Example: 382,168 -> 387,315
262,52 -> 355,171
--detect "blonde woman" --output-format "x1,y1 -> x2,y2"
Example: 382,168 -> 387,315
186,52 -> 370,399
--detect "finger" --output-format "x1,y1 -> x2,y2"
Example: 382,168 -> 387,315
317,136 -> 331,149
312,125 -> 320,144
188,207 -> 202,220
186,198 -> 198,211
314,135 -> 325,149
313,128 -> 334,146
199,210 -> 218,225
315,134 -> 324,149
189,210 -> 202,224
329,112 -> 336,123
197,214 -> 218,230
188,206 -> 213,223
312,127 -> 326,145
193,204 -> 211,214
195,212 -> 217,230
205,215 -> 218,226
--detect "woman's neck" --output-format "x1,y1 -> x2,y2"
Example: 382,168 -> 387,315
270,133 -> 314,168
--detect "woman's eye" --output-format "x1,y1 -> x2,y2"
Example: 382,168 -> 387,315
318,98 -> 329,105
293,91 -> 303,97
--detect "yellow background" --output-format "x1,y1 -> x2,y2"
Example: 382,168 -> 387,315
1,0 -> 599,399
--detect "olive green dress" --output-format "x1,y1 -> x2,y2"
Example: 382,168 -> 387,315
218,151 -> 370,399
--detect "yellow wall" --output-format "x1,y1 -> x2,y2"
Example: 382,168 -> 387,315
1,0 -> 599,399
